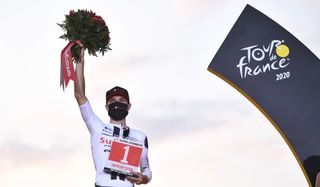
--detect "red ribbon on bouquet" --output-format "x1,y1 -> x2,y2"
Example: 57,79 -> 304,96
60,40 -> 81,90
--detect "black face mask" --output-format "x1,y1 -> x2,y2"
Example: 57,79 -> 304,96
107,102 -> 129,121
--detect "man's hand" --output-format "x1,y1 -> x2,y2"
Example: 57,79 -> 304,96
126,171 -> 149,185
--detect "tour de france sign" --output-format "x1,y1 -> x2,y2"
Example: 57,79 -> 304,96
208,4 -> 320,187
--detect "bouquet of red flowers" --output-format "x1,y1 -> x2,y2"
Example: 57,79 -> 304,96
58,9 -> 111,89
58,9 -> 111,62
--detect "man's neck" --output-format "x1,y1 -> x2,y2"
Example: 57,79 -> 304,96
110,119 -> 126,126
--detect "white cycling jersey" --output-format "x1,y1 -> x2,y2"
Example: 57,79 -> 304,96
79,100 -> 152,187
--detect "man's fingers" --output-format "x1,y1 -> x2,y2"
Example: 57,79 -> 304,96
127,175 -> 138,181
126,174 -> 143,185
76,40 -> 84,48
126,176 -> 137,184
130,172 -> 140,178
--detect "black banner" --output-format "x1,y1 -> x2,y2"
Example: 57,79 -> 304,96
208,4 -> 320,187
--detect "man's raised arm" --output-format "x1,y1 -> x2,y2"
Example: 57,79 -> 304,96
74,44 -> 88,105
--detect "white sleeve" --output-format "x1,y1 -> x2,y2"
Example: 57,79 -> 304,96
79,100 -> 100,133
140,136 -> 152,182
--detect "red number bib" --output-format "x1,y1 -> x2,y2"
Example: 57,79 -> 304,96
105,138 -> 143,174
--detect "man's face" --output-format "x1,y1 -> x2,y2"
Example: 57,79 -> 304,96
107,95 -> 129,105
106,95 -> 131,111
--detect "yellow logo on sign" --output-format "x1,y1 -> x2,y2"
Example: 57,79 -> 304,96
276,44 -> 290,58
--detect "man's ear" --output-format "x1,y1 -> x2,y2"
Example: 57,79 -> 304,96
128,103 -> 131,111
105,104 -> 109,111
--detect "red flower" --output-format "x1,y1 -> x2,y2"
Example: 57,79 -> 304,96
92,16 -> 106,25
69,10 -> 75,16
